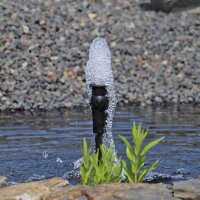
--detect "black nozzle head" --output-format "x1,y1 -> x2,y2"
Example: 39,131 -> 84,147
92,86 -> 107,96
90,85 -> 108,134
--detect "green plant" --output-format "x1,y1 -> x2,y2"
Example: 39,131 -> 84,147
80,138 -> 122,186
119,122 -> 165,183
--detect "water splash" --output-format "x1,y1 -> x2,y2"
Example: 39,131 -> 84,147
72,157 -> 83,169
56,157 -> 63,163
26,174 -> 46,182
85,37 -> 117,148
42,151 -> 48,159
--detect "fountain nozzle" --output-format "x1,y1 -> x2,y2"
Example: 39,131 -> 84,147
90,85 -> 108,156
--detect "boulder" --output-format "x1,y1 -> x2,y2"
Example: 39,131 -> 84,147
151,0 -> 177,12
65,183 -> 174,200
173,177 -> 200,200
0,178 -> 70,200
0,177 -> 200,200
151,0 -> 200,12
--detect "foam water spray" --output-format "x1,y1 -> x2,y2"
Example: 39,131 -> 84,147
85,37 -> 117,155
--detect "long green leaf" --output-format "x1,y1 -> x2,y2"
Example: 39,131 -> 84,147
122,160 -> 134,183
141,137 -> 165,156
119,135 -> 132,149
138,159 -> 159,182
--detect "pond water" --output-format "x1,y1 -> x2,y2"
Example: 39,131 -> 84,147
0,105 -> 199,184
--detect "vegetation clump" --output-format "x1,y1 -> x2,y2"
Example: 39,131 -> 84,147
80,138 -> 122,186
80,122 -> 165,185
120,122 -> 165,183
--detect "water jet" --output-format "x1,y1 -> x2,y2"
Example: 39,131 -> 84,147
85,37 -> 117,155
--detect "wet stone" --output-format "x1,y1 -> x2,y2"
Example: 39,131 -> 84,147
145,172 -> 173,183
0,176 -> 7,188
173,177 -> 200,200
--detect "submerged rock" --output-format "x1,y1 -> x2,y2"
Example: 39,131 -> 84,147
145,172 -> 173,182
145,171 -> 185,183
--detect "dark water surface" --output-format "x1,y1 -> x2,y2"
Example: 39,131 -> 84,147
0,105 -> 200,184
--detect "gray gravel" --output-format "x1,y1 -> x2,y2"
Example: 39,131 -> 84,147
0,0 -> 200,110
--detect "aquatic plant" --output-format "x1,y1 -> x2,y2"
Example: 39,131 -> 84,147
80,138 -> 122,186
120,122 -> 165,183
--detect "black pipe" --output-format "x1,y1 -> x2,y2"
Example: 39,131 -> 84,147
90,85 -> 108,160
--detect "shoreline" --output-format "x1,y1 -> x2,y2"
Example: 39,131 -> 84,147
0,176 -> 199,199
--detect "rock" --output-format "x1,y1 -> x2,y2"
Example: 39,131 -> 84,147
22,25 -> 30,34
173,177 -> 200,200
65,183 -> 174,200
0,178 -> 70,200
151,0 -> 176,12
151,0 -> 200,12
0,176 -> 7,188
1,177 -> 200,200
145,172 -> 173,182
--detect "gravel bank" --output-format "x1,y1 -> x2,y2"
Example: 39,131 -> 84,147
0,0 -> 200,110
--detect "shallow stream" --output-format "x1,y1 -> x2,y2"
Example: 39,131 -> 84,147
0,105 -> 199,184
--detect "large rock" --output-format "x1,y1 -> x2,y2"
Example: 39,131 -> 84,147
151,0 -> 200,12
151,0 -> 177,12
1,177 -> 200,200
173,177 -> 200,200
0,178 -> 70,200
0,178 -> 174,200
64,183 -> 174,200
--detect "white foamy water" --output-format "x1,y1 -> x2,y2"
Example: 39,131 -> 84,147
73,37 -> 117,169
85,37 -> 117,148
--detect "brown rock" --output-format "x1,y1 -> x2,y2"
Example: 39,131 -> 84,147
1,178 -> 200,200
173,177 -> 200,200
0,176 -> 7,188
10,13 -> 18,21
65,183 -> 174,200
63,71 -> 77,79
47,71 -> 58,81
0,178 -> 69,200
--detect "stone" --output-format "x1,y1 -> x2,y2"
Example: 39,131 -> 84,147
173,177 -> 200,200
1,177 -> 200,200
0,178 -> 69,200
22,25 -> 30,34
0,176 -> 7,188
151,0 -> 200,12
65,183 -> 174,200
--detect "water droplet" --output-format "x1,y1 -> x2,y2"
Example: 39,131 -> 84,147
56,157 -> 63,163
43,151 -> 48,159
